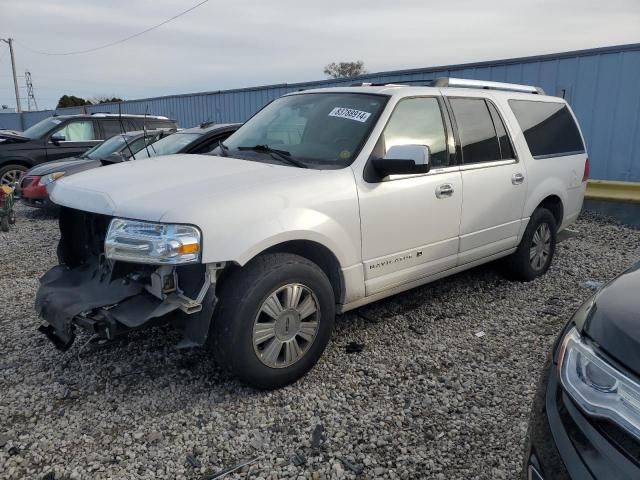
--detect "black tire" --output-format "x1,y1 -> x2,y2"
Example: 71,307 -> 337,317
209,253 -> 335,389
0,216 -> 9,232
0,164 -> 27,187
503,208 -> 557,281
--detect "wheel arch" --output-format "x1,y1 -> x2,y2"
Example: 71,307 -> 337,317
220,239 -> 346,305
535,194 -> 564,228
261,239 -> 345,304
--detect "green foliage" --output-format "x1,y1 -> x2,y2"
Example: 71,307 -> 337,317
56,95 -> 91,108
323,61 -> 367,79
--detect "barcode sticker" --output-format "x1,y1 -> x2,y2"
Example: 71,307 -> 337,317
328,107 -> 371,123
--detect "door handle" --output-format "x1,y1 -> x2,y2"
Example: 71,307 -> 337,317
512,173 -> 525,185
435,183 -> 454,198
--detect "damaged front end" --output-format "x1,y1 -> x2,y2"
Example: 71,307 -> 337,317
36,207 -> 222,351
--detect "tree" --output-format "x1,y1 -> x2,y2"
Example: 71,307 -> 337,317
56,95 -> 91,108
323,61 -> 367,79
90,96 -> 124,104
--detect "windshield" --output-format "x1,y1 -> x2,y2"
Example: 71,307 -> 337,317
216,93 -> 388,169
83,135 -> 131,159
22,117 -> 64,139
133,132 -> 201,159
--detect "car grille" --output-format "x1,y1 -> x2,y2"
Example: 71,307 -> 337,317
21,176 -> 35,188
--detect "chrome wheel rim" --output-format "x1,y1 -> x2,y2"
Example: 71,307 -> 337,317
252,283 -> 320,369
0,169 -> 23,186
530,223 -> 552,271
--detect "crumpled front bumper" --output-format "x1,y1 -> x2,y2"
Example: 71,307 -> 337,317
36,257 -> 217,350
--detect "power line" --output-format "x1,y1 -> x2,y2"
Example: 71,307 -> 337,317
14,0 -> 209,56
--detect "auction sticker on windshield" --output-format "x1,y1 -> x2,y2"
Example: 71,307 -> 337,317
329,107 -> 371,123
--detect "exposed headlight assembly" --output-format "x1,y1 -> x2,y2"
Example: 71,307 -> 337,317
559,326 -> 640,439
38,172 -> 65,186
105,218 -> 201,265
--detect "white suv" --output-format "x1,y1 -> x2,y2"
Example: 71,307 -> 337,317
37,78 -> 589,389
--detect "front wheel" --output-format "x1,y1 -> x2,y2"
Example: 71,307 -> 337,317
503,208 -> 557,281
210,253 -> 335,389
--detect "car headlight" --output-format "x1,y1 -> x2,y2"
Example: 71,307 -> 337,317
104,218 -> 201,265
38,172 -> 65,186
558,327 -> 640,439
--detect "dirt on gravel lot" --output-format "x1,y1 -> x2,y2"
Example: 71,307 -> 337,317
1,203 -> 639,480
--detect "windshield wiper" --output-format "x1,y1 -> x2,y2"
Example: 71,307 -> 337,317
237,144 -> 308,168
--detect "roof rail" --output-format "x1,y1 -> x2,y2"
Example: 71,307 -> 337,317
89,113 -> 170,119
431,77 -> 545,95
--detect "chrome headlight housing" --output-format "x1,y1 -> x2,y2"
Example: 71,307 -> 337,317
558,326 -> 640,439
38,171 -> 65,186
104,218 -> 201,265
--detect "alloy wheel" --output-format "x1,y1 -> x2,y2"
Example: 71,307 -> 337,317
529,223 -> 552,271
0,169 -> 23,186
252,283 -> 320,369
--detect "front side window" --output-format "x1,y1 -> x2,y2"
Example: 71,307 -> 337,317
375,97 -> 448,168
450,98 -> 500,164
53,120 -> 96,141
219,93 -> 388,169
508,100 -> 584,158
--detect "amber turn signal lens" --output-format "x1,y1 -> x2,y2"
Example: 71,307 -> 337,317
178,243 -> 200,254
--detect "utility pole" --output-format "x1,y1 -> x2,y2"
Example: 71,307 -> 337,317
1,38 -> 22,113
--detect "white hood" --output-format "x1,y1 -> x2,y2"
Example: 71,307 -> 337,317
50,154 -> 317,221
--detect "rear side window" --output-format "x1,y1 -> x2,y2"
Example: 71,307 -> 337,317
449,98 -> 501,163
101,120 -> 124,139
508,100 -> 584,158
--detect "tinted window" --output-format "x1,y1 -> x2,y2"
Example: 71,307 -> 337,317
377,97 -> 448,168
509,100 -> 584,158
101,120 -> 124,139
450,98 -> 500,163
487,102 -> 515,159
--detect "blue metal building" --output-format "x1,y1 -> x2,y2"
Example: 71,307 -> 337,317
2,43 -> 639,182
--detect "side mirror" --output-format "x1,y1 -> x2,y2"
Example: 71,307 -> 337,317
50,133 -> 66,145
372,144 -> 431,177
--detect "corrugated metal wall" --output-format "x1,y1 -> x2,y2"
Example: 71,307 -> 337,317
2,43 -> 639,181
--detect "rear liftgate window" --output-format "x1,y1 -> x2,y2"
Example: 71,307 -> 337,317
508,100 -> 585,158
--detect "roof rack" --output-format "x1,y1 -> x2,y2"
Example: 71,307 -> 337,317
431,77 -> 545,95
89,113 -> 170,119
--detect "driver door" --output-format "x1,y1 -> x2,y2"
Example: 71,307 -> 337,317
46,119 -> 101,161
356,97 -> 462,296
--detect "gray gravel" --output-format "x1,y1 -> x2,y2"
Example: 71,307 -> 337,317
1,203 -> 639,480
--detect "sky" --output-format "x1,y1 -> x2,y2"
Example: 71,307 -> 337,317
0,0 -> 639,110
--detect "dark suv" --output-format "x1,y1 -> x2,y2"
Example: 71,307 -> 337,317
0,113 -> 177,185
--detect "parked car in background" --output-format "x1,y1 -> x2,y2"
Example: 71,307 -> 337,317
132,122 -> 241,158
0,113 -> 177,186
525,262 -> 640,480
18,129 -> 174,208
37,78 -> 588,389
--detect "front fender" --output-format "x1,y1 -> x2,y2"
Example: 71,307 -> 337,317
201,207 -> 359,267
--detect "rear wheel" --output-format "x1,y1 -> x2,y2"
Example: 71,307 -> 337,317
210,253 -> 335,389
0,164 -> 26,187
504,208 -> 557,281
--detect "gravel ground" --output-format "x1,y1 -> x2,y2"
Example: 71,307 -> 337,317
1,203 -> 639,480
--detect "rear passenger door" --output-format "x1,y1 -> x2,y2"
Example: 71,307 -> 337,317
447,96 -> 527,264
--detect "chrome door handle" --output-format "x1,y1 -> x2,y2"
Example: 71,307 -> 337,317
512,173 -> 525,185
435,183 -> 454,198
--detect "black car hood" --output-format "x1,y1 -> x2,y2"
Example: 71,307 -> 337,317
27,157 -> 101,176
0,130 -> 31,144
577,262 -> 640,375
